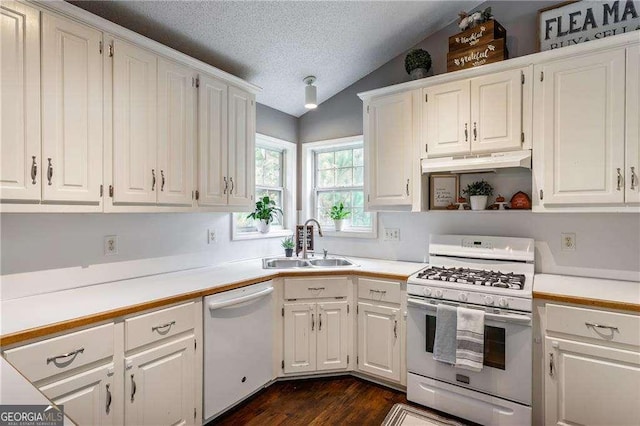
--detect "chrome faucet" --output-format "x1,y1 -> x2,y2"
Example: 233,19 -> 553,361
302,218 -> 323,259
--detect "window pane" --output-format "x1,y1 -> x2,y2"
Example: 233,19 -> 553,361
318,169 -> 335,188
334,149 -> 353,168
317,152 -> 334,170
352,190 -> 364,207
255,148 -> 265,185
353,148 -> 363,166
336,168 -> 352,187
263,150 -> 282,187
353,166 -> 364,186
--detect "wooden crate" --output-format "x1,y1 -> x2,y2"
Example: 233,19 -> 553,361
448,19 -> 506,52
447,38 -> 508,72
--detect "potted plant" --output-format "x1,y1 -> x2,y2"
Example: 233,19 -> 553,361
247,195 -> 282,233
329,202 -> 350,231
462,180 -> 494,211
281,236 -> 295,257
404,48 -> 432,80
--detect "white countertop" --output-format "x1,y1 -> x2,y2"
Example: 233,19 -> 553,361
534,274 -> 640,308
1,256 -> 426,339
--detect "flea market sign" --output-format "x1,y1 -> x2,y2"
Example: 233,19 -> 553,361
538,0 -> 639,51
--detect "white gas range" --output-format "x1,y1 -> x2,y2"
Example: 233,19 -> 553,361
406,234 -> 534,426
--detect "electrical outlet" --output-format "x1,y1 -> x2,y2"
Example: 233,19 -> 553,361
561,233 -> 576,251
383,228 -> 400,241
104,235 -> 118,256
207,228 -> 216,244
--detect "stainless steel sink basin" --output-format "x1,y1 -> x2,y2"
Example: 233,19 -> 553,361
263,258 -> 310,269
308,258 -> 354,267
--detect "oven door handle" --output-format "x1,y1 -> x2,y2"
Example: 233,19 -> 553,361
407,297 -> 532,325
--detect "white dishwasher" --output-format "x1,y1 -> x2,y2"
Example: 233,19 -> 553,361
203,281 -> 274,421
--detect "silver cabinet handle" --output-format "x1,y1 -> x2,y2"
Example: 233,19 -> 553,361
308,287 -> 325,291
105,384 -> 112,414
464,123 -> 468,142
406,179 -> 410,196
151,320 -> 175,333
549,353 -> 554,377
617,168 -> 622,190
473,122 -> 477,141
151,169 -> 156,191
319,313 -> 322,331
46,158 -> 53,185
370,289 -> 387,295
631,167 -> 637,190
223,177 -> 228,194
47,347 -> 84,364
311,313 -> 315,331
30,156 -> 37,184
393,320 -> 398,339
160,170 -> 165,191
230,177 -> 234,194
585,322 -> 619,332
130,374 -> 136,402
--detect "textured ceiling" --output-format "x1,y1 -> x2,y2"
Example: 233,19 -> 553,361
69,1 -> 482,117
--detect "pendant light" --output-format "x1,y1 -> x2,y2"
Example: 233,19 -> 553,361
304,76 -> 317,109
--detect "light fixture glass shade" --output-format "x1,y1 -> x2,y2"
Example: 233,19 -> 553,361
305,84 -> 317,109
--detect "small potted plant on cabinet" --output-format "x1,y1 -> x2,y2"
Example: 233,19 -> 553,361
329,202 -> 350,231
247,195 -> 282,233
404,48 -> 432,80
462,180 -> 494,211
281,236 -> 295,257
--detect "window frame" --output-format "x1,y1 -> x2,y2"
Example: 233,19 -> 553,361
302,136 -> 377,239
231,134 -> 296,240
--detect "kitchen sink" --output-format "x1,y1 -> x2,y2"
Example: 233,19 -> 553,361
263,258 -> 311,269
308,258 -> 354,267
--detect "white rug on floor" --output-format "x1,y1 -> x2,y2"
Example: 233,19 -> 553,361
381,403 -> 468,426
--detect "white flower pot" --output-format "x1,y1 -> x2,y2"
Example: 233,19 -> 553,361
469,195 -> 488,211
256,219 -> 271,234
333,219 -> 345,231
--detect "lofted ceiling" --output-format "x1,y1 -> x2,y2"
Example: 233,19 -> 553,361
69,1 -> 482,117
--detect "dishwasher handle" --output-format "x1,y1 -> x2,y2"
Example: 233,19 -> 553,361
208,286 -> 274,310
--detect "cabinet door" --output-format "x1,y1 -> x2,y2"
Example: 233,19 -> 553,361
39,363 -> 116,426
112,38 -> 157,204
423,80 -> 470,157
227,86 -> 255,209
316,301 -> 349,371
125,335 -> 195,426
538,50 -> 626,205
0,1 -> 41,202
41,13 -> 103,204
283,302 -> 316,374
470,69 -> 522,154
357,302 -> 400,382
544,337 -> 640,426
157,58 -> 194,206
366,92 -> 413,207
626,45 -> 640,204
197,74 -> 228,207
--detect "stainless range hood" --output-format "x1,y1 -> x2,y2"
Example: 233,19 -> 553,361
421,150 -> 532,174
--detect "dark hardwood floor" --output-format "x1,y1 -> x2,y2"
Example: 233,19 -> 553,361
207,376 -> 466,426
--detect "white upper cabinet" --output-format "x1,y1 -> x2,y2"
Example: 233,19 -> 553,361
41,13 -> 103,204
470,69 -> 523,153
227,86 -> 255,209
365,91 -> 413,208
112,38 -> 158,205
536,49 -> 626,206
157,58 -> 195,206
626,45 -> 640,204
423,80 -> 471,157
197,74 -> 228,207
0,1 -> 40,202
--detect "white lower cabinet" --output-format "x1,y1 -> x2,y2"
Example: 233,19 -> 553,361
317,302 -> 349,371
283,302 -> 316,374
357,302 -> 401,382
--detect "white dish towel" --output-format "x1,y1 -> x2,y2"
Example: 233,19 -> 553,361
455,307 -> 485,372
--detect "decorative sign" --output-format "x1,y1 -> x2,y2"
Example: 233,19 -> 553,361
449,20 -> 507,52
295,225 -> 314,256
538,1 -> 640,51
429,174 -> 460,210
447,38 -> 507,72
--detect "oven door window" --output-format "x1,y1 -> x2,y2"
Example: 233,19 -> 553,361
425,314 -> 506,370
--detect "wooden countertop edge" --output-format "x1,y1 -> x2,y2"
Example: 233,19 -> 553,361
533,291 -> 640,313
0,269 -> 412,347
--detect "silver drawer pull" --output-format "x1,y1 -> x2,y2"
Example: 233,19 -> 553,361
30,156 -> 37,184
152,320 -> 176,333
308,287 -> 325,291
46,347 -> 84,365
585,322 -> 619,332
370,289 -> 387,294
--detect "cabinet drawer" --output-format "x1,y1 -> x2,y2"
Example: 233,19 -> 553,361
547,303 -> 640,347
358,278 -> 401,304
4,323 -> 114,383
284,277 -> 349,300
125,302 -> 195,351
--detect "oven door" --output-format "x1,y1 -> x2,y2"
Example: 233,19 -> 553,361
407,297 -> 532,405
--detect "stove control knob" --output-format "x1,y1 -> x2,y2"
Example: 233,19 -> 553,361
423,287 -> 432,297
435,289 -> 444,298
484,295 -> 495,306
458,293 -> 468,302
498,298 -> 509,308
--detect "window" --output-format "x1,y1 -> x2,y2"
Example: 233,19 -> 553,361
303,136 -> 376,238
232,134 -> 296,239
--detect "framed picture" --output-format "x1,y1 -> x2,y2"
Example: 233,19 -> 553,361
429,174 -> 459,210
295,225 -> 314,256
537,1 -> 640,52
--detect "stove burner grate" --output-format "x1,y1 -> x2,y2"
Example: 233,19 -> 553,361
416,266 -> 526,290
